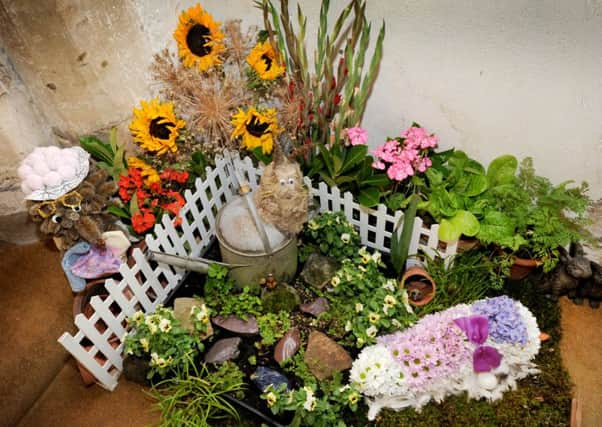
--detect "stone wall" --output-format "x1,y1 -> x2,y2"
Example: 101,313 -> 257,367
1,0 -> 601,242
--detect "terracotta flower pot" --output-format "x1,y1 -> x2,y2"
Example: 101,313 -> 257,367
400,267 -> 436,306
509,256 -> 542,280
73,279 -> 120,386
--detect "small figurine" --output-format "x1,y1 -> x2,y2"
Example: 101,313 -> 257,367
537,243 -> 592,300
573,261 -> 602,308
254,144 -> 308,235
19,146 -> 118,252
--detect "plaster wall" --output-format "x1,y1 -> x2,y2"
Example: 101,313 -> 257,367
0,0 -> 601,225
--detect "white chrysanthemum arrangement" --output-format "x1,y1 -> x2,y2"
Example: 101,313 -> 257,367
349,296 -> 541,420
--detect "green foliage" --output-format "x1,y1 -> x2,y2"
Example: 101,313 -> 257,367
326,247 -> 416,347
478,157 -> 593,271
256,311 -> 291,347
419,150 -> 491,241
187,150 -> 209,182
204,264 -> 263,318
261,374 -> 362,427
299,211 -> 361,262
79,128 -> 127,182
390,193 -> 419,275
257,0 -> 385,145
124,306 -> 206,379
305,143 -> 390,207
418,249 -> 505,317
280,348 -> 315,385
149,362 -> 246,427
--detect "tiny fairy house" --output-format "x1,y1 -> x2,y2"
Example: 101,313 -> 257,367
1,1 -> 602,426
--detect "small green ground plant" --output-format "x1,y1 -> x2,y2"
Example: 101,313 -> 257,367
149,361 -> 246,427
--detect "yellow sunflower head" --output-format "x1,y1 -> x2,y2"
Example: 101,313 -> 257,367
127,157 -> 160,186
247,41 -> 285,81
231,107 -> 281,154
173,4 -> 225,72
129,99 -> 186,156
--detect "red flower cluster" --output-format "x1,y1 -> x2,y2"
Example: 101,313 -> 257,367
118,167 -> 189,234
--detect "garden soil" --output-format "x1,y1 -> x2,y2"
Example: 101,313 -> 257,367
0,240 -> 600,427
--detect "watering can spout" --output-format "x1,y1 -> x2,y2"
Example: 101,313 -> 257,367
149,251 -> 249,274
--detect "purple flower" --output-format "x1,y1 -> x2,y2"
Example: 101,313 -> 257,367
473,346 -> 502,373
454,315 -> 488,345
472,296 -> 528,345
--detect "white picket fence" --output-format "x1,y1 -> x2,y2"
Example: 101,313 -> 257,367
58,152 -> 457,391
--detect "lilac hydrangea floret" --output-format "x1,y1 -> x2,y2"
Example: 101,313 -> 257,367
472,296 -> 528,345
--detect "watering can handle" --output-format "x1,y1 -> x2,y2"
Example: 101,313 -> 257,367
233,170 -> 273,255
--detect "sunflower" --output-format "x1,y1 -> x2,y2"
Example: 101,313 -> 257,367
127,157 -> 160,186
247,41 -> 285,80
231,107 -> 280,154
129,99 -> 186,155
173,4 -> 225,72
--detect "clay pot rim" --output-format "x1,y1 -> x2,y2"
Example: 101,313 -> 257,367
511,256 -> 543,267
400,266 -> 436,307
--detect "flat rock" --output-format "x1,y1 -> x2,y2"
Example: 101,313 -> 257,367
204,337 -> 242,364
261,284 -> 300,313
174,297 -> 213,339
212,315 -> 259,336
300,254 -> 340,289
274,327 -> 301,364
251,366 -> 291,392
299,297 -> 329,317
304,331 -> 352,380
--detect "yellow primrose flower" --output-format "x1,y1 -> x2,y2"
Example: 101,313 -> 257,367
368,312 -> 380,324
140,338 -> 150,352
348,392 -> 360,405
266,391 -> 278,407
366,325 -> 378,338
355,303 -> 364,313
331,276 -> 341,288
159,318 -> 172,333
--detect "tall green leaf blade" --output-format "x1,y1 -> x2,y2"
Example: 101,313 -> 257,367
340,144 -> 368,174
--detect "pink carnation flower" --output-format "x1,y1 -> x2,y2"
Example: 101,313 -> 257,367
346,127 -> 368,146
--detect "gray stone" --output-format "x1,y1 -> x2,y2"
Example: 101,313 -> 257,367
204,337 -> 242,364
304,331 -> 352,380
274,327 -> 301,364
299,297 -> 329,317
261,284 -> 300,313
212,315 -> 259,336
300,253 -> 340,289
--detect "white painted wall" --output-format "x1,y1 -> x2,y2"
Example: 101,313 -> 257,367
2,0 -> 602,202
175,0 -> 602,197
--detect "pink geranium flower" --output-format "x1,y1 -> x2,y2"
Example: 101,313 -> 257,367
346,127 -> 368,146
371,125 -> 438,182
